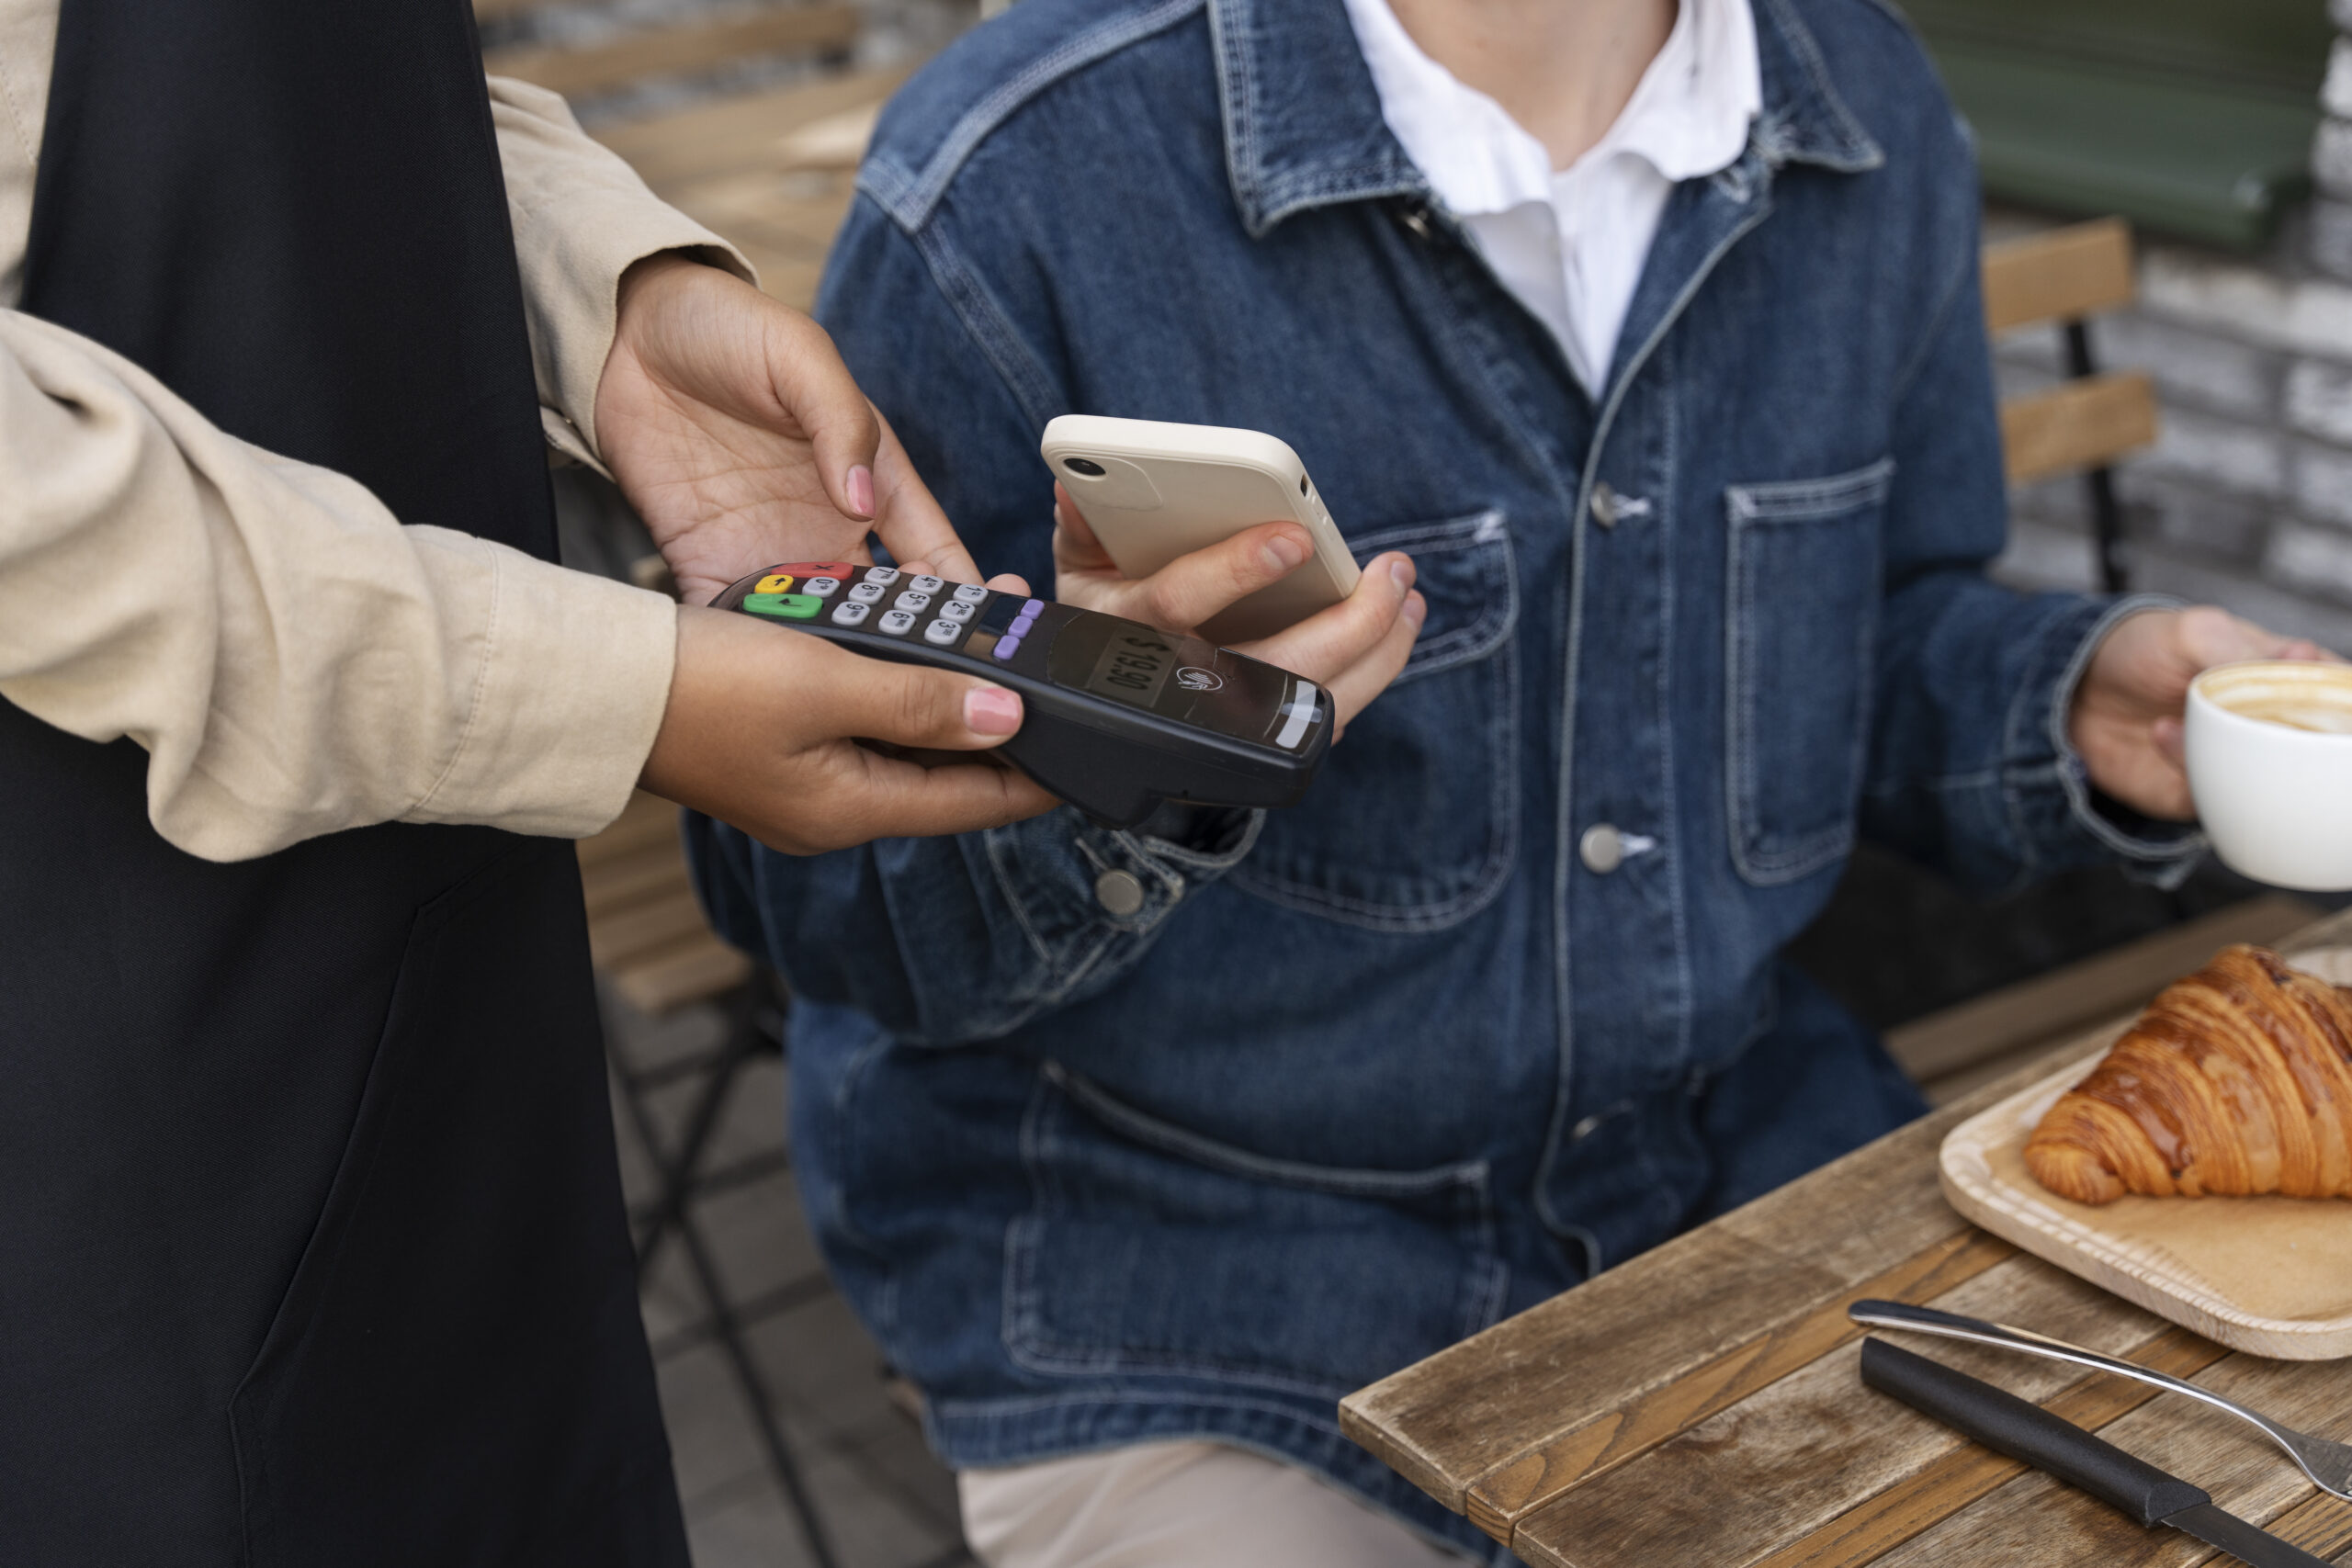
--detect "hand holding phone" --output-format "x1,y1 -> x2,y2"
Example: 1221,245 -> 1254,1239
1041,416 -> 1361,643
1050,487 -> 1424,739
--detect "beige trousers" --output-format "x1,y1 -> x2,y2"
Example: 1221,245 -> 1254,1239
958,1440 -> 1476,1568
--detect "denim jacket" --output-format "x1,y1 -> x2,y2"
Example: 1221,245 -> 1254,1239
687,0 -> 2195,1553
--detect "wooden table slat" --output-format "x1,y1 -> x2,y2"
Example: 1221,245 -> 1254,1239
1340,1058 -> 2028,1511
1345,904 -> 2352,1568
1745,1326 -> 2222,1568
1504,1253 -> 2187,1567
1464,1229 -> 2015,1540
2267,1492 -> 2352,1562
1865,1348 -> 2352,1568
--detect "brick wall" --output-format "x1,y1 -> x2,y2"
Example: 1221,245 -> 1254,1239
1993,0 -> 2352,649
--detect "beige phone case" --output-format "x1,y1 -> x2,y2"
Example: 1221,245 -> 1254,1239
1040,415 -> 1361,645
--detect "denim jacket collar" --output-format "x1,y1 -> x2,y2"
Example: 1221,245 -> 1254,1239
1210,0 -> 1882,238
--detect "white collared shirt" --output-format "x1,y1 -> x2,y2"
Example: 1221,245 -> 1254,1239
1342,0 -> 1761,395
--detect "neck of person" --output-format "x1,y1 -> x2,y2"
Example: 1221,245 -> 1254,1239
1385,0 -> 1679,169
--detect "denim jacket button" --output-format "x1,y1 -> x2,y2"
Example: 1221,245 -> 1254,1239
1094,869 -> 1146,917
1589,482 -> 1618,528
1579,824 -> 1625,874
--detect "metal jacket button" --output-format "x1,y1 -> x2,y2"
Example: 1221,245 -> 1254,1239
1590,482 -> 1618,528
1094,869 -> 1146,917
1579,824 -> 1625,874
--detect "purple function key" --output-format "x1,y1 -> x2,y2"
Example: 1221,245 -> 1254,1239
1023,599 -> 1045,617
992,635 -> 1022,660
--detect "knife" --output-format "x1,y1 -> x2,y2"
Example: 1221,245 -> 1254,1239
1859,1337 -> 2332,1568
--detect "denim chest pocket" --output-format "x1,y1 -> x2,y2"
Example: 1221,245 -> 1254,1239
1724,458 -> 1893,886
1227,510 -> 1518,931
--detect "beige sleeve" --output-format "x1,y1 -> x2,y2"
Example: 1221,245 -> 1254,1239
0,310 -> 679,863
489,74 -> 757,471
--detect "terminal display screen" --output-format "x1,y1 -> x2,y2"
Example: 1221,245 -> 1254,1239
1082,626 -> 1179,708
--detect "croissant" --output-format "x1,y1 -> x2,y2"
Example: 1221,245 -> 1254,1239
2024,945 -> 2352,1205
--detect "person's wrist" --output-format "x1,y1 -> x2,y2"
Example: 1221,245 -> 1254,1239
2064,603 -> 2175,755
616,250 -> 718,321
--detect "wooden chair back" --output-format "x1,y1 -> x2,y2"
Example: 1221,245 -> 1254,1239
1978,217 -> 2156,591
1982,217 -> 2158,488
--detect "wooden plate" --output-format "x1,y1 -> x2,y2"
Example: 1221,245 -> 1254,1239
1939,946 -> 2352,1359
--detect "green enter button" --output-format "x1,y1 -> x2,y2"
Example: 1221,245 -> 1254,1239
743,592 -> 824,620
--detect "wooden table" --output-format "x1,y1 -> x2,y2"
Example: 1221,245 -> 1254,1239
1341,909 -> 2352,1568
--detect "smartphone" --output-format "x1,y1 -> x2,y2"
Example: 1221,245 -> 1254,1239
1040,415 -> 1361,645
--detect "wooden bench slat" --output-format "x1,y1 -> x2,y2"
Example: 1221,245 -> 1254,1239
591,65 -> 907,189
483,5 -> 859,101
588,887 -> 712,970
776,100 -> 881,171
580,842 -> 695,919
576,796 -> 683,870
1982,217 -> 2134,336
611,931 -> 752,1015
1885,892 -> 2322,1089
1999,369 -> 2158,483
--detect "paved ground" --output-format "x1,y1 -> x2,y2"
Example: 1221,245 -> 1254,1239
605,987 -> 976,1568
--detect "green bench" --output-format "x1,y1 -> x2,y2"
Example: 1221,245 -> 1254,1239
1906,0 -> 2334,250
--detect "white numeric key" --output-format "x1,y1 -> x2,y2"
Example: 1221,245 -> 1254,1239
951,583 -> 989,604
830,601 -> 870,626
848,581 -> 885,604
877,609 -> 918,636
922,617 -> 963,646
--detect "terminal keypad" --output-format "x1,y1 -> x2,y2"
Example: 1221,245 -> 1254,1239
741,561 -> 1037,663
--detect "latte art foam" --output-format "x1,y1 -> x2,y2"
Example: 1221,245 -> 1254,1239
2199,663 -> 2352,737
2213,696 -> 2352,734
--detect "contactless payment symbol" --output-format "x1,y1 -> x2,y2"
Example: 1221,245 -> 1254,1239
1175,667 -> 1223,692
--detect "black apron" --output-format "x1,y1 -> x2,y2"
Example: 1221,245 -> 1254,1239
0,3 -> 686,1562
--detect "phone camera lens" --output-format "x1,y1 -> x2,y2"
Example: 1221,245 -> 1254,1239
1063,457 -> 1107,477
1298,475 -> 1309,495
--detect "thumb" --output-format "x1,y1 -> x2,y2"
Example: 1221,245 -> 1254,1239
1053,483 -> 1114,571
816,656 -> 1027,752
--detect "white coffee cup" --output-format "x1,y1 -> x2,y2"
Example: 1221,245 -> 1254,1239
2184,660 -> 2352,890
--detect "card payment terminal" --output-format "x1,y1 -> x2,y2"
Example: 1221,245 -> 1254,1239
716,563 -> 1333,827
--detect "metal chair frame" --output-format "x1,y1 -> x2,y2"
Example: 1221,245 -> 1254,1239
605,968 -> 842,1568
